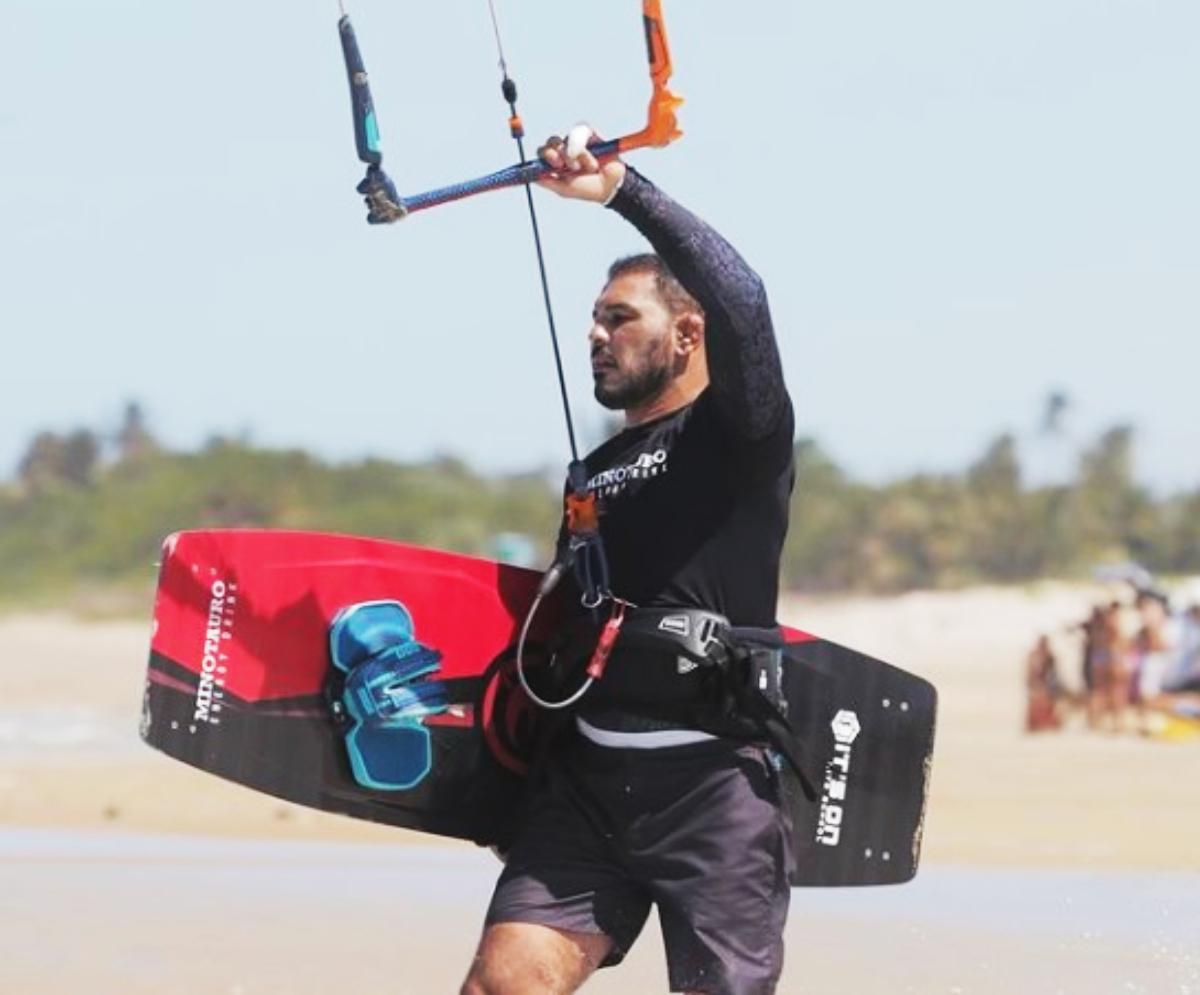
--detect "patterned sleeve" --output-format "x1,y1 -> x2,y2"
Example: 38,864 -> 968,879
607,168 -> 789,440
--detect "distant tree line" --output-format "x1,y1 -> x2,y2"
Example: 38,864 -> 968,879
1,403 -> 1197,599
784,427 -> 1199,591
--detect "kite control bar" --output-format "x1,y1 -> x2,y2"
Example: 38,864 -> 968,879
337,0 -> 683,222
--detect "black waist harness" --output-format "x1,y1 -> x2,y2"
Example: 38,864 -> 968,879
555,607 -> 817,801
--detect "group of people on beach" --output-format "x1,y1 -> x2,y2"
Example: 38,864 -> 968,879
1025,585 -> 1200,736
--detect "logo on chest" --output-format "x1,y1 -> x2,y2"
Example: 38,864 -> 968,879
587,447 -> 670,498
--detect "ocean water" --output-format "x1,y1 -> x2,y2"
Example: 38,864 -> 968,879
0,830 -> 1196,994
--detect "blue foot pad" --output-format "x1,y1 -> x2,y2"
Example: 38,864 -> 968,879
328,600 -> 447,791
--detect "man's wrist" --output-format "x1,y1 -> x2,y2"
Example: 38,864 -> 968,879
602,165 -> 629,207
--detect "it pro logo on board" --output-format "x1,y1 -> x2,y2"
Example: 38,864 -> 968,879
815,709 -> 861,847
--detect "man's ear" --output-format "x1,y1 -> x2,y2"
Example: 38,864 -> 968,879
674,312 -> 705,356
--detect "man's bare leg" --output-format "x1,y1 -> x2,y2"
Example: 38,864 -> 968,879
460,922 -> 614,995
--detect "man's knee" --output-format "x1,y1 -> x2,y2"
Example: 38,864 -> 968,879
460,922 -> 611,995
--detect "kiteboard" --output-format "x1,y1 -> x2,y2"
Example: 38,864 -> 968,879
141,529 -> 936,886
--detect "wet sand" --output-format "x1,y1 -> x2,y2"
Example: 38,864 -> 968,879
1,584 -> 1198,991
2,830 -> 1197,994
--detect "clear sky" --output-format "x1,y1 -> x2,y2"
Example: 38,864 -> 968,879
2,0 -> 1197,491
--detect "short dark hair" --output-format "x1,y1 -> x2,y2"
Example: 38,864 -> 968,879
606,253 -> 702,319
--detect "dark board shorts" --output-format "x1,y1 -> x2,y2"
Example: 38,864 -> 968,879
485,733 -> 794,995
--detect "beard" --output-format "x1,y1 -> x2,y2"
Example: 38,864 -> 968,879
593,357 -> 673,411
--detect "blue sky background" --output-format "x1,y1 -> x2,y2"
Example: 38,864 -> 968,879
2,0 -> 1197,491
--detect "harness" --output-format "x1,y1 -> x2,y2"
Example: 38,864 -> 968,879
520,603 -> 818,802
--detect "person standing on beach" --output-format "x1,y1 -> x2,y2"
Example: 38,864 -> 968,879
1025,634 -> 1064,732
460,130 -> 795,995
1089,602 -> 1131,731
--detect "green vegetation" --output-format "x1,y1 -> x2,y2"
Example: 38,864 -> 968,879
784,428 -> 1199,591
2,404 -> 1197,603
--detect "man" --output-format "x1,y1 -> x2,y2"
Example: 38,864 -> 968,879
461,131 -> 795,995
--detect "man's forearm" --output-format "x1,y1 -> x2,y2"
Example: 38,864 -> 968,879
607,168 -> 788,439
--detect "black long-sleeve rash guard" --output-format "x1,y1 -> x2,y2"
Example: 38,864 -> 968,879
562,168 -> 795,646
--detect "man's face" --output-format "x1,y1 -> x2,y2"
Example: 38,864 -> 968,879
588,271 -> 676,411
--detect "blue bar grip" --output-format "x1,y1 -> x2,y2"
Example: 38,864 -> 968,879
403,137 -> 621,215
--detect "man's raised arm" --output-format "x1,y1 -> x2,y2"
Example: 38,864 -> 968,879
606,167 -> 789,440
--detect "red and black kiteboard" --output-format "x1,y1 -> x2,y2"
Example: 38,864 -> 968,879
141,530 -> 936,886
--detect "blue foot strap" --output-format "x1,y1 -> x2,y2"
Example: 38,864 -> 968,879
329,601 -> 447,791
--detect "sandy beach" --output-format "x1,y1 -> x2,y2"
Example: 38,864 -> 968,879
2,584 -> 1198,992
